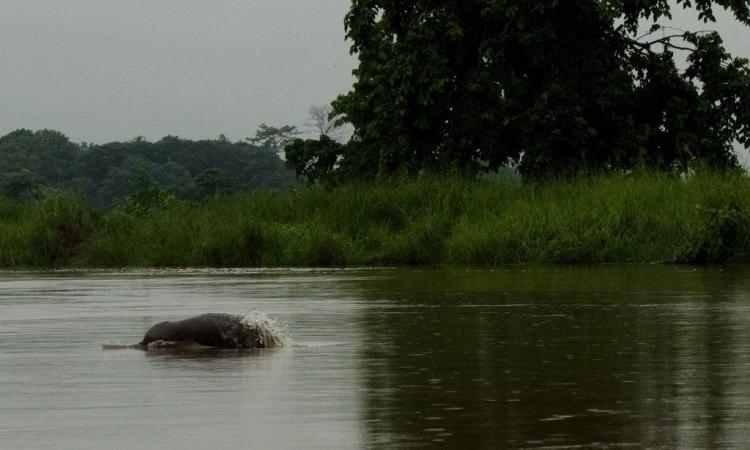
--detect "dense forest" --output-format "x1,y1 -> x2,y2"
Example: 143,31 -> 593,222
0,129 -> 295,207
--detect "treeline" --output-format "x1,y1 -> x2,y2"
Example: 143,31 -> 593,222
0,129 -> 295,206
1,173 -> 749,268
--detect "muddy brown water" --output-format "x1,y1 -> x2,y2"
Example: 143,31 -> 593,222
2,266 -> 750,449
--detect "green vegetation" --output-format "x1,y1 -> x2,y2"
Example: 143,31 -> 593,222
5,4 -> 750,268
287,0 -> 750,181
0,129 -> 295,206
2,172 -> 750,268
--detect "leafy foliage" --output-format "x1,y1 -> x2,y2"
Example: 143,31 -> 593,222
287,0 -> 750,181
0,129 -> 296,206
248,124 -> 301,156
284,136 -> 345,184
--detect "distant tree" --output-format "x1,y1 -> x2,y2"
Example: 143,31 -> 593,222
119,168 -> 176,214
285,135 -> 345,184
192,168 -> 236,198
248,124 -> 301,156
0,129 -> 79,186
0,129 -> 295,206
150,162 -> 193,196
95,157 -> 153,206
0,169 -> 43,200
306,105 -> 341,139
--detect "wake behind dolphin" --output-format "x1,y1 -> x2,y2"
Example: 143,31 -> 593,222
104,310 -> 289,351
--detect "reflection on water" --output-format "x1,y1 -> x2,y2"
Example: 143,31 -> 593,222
353,268 -> 750,448
2,266 -> 750,448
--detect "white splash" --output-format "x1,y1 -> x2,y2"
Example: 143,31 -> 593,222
240,310 -> 290,348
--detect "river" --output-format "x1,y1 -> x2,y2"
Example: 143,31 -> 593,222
2,266 -> 750,449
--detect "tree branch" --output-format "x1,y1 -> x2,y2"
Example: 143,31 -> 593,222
622,33 -> 697,53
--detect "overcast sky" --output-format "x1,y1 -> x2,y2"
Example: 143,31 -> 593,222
0,0 -> 355,143
0,1 -> 749,144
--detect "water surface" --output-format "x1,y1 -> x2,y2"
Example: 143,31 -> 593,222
2,266 -> 750,448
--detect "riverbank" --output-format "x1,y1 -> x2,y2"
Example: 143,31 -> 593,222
1,172 -> 748,268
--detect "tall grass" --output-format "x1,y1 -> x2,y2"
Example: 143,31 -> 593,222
2,172 -> 750,268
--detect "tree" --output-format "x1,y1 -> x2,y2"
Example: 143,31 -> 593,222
307,105 -> 341,139
0,129 -> 79,186
0,169 -> 42,199
248,124 -> 301,156
285,135 -> 345,184
192,168 -> 236,199
119,168 -> 176,214
287,0 -> 750,181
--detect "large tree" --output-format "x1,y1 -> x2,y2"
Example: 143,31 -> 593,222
286,0 -> 750,181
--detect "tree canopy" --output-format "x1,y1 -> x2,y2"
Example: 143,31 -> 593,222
286,0 -> 750,181
248,124 -> 301,157
0,129 -> 295,205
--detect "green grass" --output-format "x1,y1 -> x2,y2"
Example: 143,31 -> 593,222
2,171 -> 750,268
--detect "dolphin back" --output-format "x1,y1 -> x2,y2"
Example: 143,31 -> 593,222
139,313 -> 264,349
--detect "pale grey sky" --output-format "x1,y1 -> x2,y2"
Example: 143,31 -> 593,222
0,1 -> 749,145
0,0 -> 355,143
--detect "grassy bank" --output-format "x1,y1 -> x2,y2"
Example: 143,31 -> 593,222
1,172 -> 749,268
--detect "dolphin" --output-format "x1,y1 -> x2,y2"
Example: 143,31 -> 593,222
135,313 -> 265,349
